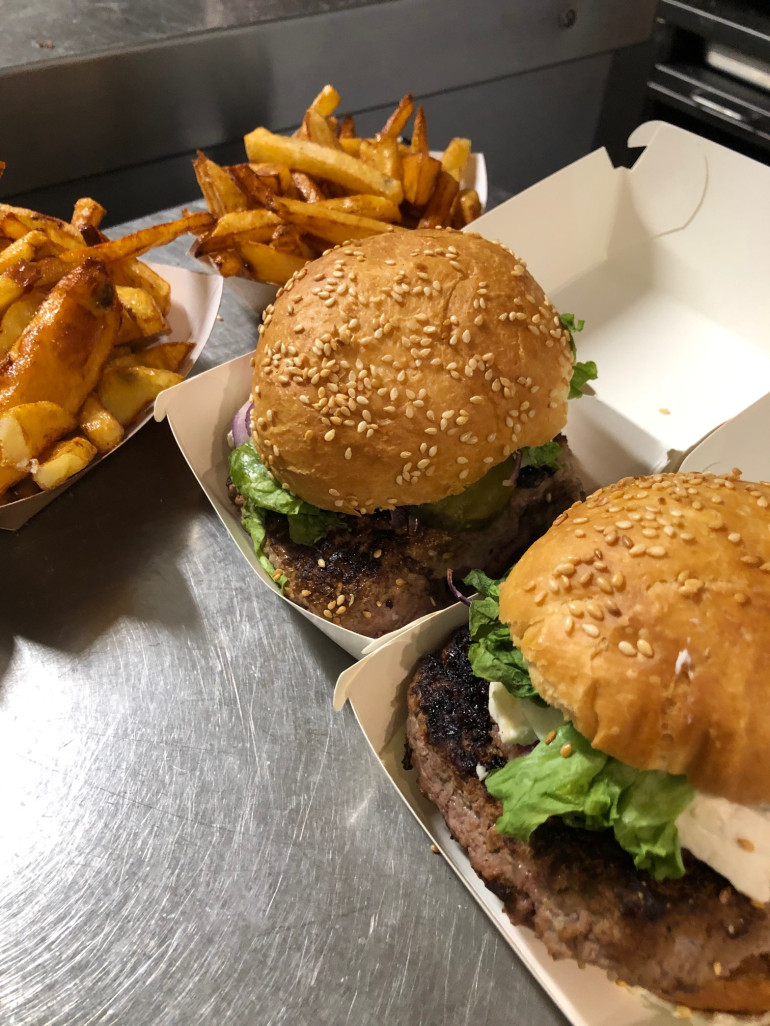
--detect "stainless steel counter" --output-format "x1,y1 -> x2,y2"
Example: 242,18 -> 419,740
0,218 -> 570,1025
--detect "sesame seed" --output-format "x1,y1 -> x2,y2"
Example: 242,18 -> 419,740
628,544 -> 646,557
728,532 -> 741,544
560,743 -> 573,758
636,639 -> 654,658
317,559 -> 326,568
647,545 -> 667,557
581,623 -> 599,638
618,640 -> 636,656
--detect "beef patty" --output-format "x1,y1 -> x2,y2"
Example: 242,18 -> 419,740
405,627 -> 770,1007
261,440 -> 584,637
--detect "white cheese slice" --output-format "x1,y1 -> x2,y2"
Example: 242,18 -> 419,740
676,794 -> 770,904
488,683 -> 564,746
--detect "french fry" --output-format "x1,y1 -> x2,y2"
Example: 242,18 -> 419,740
291,171 -> 326,203
458,188 -> 482,226
244,127 -> 403,205
72,197 -> 107,231
410,107 -> 429,154
312,195 -> 401,222
0,292 -> 45,356
0,231 -> 51,274
380,93 -> 414,139
116,285 -> 168,343
0,260 -> 120,416
441,137 -> 472,182
97,364 -> 184,426
107,342 -> 194,374
194,209 -> 284,257
338,113 -> 356,139
266,195 -> 403,245
0,401 -> 75,468
236,242 -> 307,285
303,109 -> 343,151
418,169 -> 460,229
251,163 -> 297,197
308,84 -> 341,117
193,152 -> 250,217
401,152 -> 442,208
34,212 -> 214,286
32,435 -> 97,490
0,205 -> 83,251
114,259 -> 172,316
78,394 -> 125,452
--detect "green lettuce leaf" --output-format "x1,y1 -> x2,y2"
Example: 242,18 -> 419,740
463,570 -> 541,702
229,440 -> 345,547
486,723 -> 695,880
520,440 -> 562,471
560,313 -> 597,399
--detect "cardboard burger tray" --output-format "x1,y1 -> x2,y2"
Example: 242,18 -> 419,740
158,120 -> 770,659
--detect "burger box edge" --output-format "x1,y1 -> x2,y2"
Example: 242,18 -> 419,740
0,265 -> 223,532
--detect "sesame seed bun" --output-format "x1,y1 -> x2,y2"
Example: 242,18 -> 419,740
250,228 -> 574,515
498,470 -> 770,805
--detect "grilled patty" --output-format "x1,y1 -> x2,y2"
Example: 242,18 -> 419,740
261,441 -> 584,637
405,627 -> 770,1005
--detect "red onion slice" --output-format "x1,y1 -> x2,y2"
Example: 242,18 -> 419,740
232,400 -> 254,447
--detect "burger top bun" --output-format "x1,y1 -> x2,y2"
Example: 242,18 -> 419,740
250,228 -> 574,515
499,470 -> 770,805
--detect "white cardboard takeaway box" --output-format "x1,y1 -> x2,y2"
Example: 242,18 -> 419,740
0,265 -> 222,531
158,121 -> 770,659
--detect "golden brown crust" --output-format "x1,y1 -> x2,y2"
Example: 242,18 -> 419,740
499,470 -> 770,805
250,227 -> 574,514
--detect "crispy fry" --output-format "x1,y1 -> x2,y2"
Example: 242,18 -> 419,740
401,152 -> 442,208
308,84 -> 341,117
72,197 -> 107,231
0,292 -> 45,357
0,260 -> 120,416
227,164 -> 277,208
380,93 -> 414,139
441,137 -> 472,182
78,394 -> 125,452
410,107 -> 429,154
193,152 -> 250,217
194,209 -> 284,256
115,260 -> 172,316
32,435 -> 97,490
97,364 -> 184,426
458,188 -> 482,226
250,163 -> 297,197
266,195 -> 403,245
303,109 -> 342,151
291,171 -> 326,203
338,113 -> 356,139
0,401 -> 75,468
0,231 -> 50,274
244,127 -> 403,205
417,169 -> 460,229
0,206 -> 83,251
116,285 -> 168,343
237,241 -> 307,285
313,195 -> 401,223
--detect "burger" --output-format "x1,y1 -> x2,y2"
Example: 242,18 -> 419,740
406,469 -> 770,1013
228,227 -> 596,637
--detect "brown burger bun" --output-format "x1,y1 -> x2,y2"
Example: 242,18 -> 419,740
250,227 -> 574,515
499,469 -> 770,806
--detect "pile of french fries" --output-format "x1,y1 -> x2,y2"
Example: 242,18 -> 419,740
0,172 -> 213,504
191,85 -> 482,286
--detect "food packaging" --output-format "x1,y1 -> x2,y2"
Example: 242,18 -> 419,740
0,265 -> 222,531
